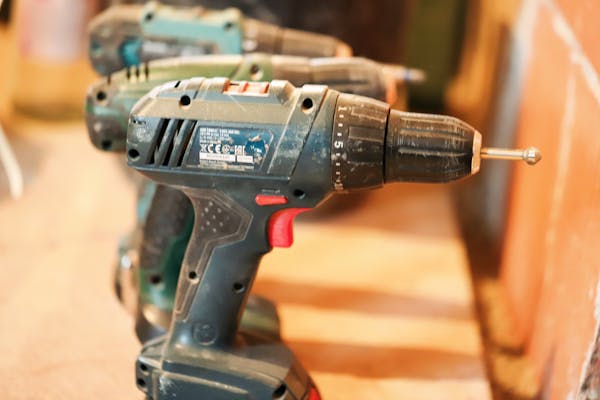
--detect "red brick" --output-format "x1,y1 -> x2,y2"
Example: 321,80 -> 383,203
555,0 -> 600,73
500,4 -> 569,348
501,2 -> 600,397
531,60 -> 600,400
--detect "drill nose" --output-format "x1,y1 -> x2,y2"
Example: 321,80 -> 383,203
385,111 -> 479,183
85,78 -> 128,152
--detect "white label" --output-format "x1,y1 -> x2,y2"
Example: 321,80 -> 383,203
236,155 -> 254,164
188,126 -> 272,172
200,153 -> 236,162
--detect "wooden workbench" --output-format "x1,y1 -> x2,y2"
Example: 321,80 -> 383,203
0,121 -> 491,399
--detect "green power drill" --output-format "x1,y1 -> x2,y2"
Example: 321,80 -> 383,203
86,54 -> 424,152
88,1 -> 351,76
126,77 -> 540,399
85,53 -> 425,342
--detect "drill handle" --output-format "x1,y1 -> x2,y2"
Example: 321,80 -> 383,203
138,184 -> 193,312
167,188 -> 278,350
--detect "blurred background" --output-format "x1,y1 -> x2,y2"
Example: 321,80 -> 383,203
0,1 -> 598,399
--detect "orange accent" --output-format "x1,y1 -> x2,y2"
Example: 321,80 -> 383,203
255,194 -> 288,206
268,208 -> 310,248
224,81 -> 248,94
245,82 -> 270,94
224,81 -> 269,95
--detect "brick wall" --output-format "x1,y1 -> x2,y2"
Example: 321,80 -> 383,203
501,1 -> 600,398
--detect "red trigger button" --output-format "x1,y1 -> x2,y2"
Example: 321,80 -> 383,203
268,208 -> 310,248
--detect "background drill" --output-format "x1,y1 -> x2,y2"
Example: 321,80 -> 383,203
126,77 -> 539,400
89,1 -> 351,75
86,54 -> 424,152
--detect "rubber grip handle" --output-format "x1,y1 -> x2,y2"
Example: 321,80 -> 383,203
167,189 -> 275,349
140,185 -> 192,270
139,184 -> 192,310
138,183 -> 290,345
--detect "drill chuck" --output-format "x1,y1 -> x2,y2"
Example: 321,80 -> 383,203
329,94 -> 540,190
384,111 -> 481,183
242,18 -> 352,58
330,95 -> 482,191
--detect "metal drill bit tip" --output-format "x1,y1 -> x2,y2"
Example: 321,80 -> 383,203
480,146 -> 542,165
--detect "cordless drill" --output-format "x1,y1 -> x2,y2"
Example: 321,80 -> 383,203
86,53 -> 423,342
126,77 -> 540,400
88,1 -> 351,75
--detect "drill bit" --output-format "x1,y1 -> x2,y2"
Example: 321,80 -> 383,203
470,134 -> 540,175
480,146 -> 542,165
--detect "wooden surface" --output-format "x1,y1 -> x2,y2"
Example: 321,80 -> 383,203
0,121 -> 491,399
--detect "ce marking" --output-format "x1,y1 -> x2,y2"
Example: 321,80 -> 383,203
200,143 -> 224,154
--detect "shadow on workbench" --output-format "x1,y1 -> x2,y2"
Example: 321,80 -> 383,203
255,279 -> 471,321
290,340 -> 479,379
299,183 -> 459,239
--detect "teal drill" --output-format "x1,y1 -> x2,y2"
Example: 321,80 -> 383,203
88,1 -> 352,75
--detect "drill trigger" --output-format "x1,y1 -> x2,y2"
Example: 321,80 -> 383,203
268,208 -> 310,248
308,387 -> 321,400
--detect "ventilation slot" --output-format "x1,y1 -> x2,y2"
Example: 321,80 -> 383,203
163,120 -> 184,166
154,119 -> 182,166
149,119 -> 168,165
170,120 -> 197,167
